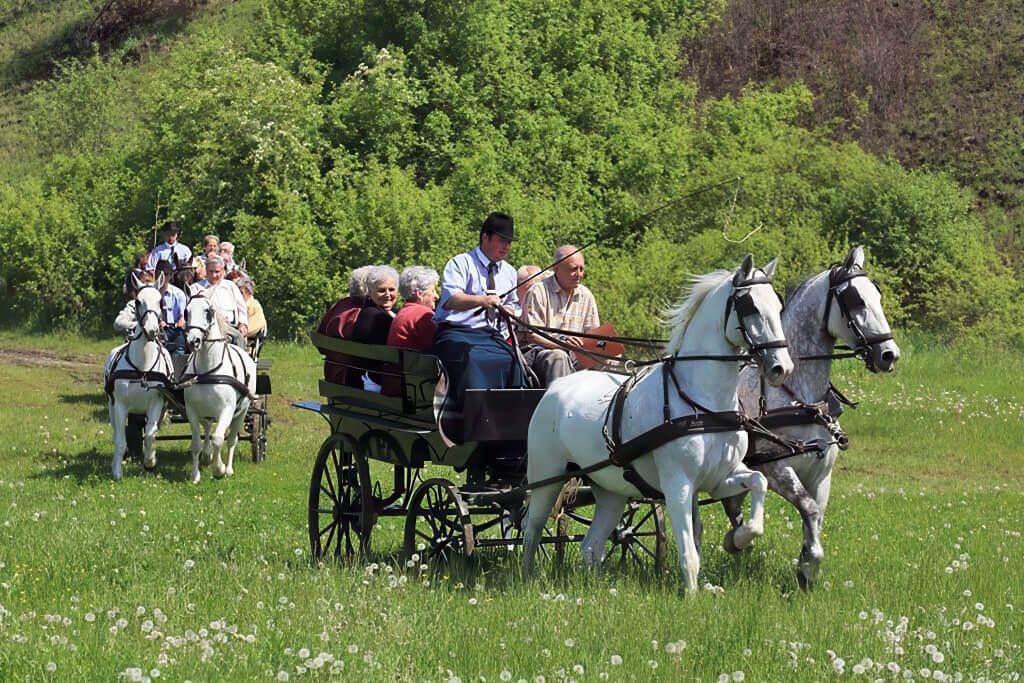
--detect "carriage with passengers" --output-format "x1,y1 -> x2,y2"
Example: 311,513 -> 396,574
295,327 -> 668,569
110,263 -> 273,481
294,245 -> 899,592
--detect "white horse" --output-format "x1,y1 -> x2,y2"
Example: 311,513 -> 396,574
104,276 -> 174,480
720,245 -> 900,589
182,294 -> 256,484
522,256 -> 794,592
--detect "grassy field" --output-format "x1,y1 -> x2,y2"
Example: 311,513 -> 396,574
0,330 -> 1021,681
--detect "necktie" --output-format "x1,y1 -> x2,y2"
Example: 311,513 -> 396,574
487,261 -> 497,292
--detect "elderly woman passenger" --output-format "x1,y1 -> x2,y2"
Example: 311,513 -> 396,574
386,266 -> 439,351
350,265 -> 399,390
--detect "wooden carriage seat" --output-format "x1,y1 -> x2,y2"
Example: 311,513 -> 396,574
310,332 -> 441,421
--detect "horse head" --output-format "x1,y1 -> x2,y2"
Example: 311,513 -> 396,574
135,278 -> 164,342
184,294 -> 218,352
825,246 -> 901,373
727,254 -> 793,386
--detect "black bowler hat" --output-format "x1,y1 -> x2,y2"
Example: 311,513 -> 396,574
162,220 -> 181,235
482,212 -> 515,241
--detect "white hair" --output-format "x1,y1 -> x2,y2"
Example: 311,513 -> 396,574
399,266 -> 439,300
553,244 -> 581,262
206,255 -> 225,269
517,265 -> 540,283
220,241 -> 235,254
364,265 -> 399,294
347,265 -> 374,298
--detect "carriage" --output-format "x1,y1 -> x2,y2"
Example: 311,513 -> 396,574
124,331 -> 273,464
294,332 -> 667,569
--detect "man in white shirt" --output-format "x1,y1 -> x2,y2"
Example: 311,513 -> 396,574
204,256 -> 248,347
146,221 -> 193,272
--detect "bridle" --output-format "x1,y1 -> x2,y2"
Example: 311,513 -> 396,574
128,285 -> 164,342
822,265 -> 894,372
724,271 -> 789,366
185,297 -> 219,346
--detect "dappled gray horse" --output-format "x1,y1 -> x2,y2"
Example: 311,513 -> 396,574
719,246 -> 900,589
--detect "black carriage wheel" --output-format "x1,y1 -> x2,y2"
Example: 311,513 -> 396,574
250,407 -> 267,463
610,500 -> 667,572
403,478 -> 473,564
308,437 -> 365,563
555,489 -> 667,573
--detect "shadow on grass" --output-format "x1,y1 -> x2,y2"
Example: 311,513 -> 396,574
32,444 -> 200,484
60,392 -> 109,422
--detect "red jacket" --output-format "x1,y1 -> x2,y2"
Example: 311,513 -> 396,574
385,302 -> 436,352
317,296 -> 363,383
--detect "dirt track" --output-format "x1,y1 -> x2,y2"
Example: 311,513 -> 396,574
0,346 -> 103,369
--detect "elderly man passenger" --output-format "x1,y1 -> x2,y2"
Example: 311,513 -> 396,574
521,244 -> 599,386
204,255 -> 248,347
349,265 -> 400,391
386,266 -> 439,352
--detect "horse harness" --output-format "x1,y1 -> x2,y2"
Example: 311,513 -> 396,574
743,263 -> 890,466
596,270 -> 792,498
105,291 -> 175,399
179,303 -> 257,403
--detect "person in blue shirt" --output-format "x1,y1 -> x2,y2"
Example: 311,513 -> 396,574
146,221 -> 193,273
154,261 -> 188,354
433,212 -> 525,421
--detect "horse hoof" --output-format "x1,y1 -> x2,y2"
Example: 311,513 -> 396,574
191,473 -> 201,484
723,529 -> 741,554
144,459 -> 157,471
225,467 -> 234,477
200,452 -> 212,466
796,570 -> 811,592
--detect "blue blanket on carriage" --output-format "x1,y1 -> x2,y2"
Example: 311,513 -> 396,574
433,325 -> 524,410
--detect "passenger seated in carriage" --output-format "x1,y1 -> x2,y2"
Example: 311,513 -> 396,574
520,245 -> 600,386
220,241 -> 239,274
238,277 -> 266,338
349,265 -> 400,391
317,265 -> 373,384
154,261 -> 188,355
203,255 -> 248,348
386,266 -> 439,352
433,212 -> 524,410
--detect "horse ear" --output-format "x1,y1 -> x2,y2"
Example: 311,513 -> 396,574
155,271 -> 166,289
734,254 -> 754,285
843,245 -> 865,271
129,272 -> 143,294
762,257 -> 779,280
239,257 -> 247,272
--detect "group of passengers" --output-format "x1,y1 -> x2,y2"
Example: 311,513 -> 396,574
317,212 -> 601,404
115,220 -> 266,353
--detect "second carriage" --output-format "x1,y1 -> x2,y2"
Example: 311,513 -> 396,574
295,332 -> 667,570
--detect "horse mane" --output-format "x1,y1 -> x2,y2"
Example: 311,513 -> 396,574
663,270 -> 733,355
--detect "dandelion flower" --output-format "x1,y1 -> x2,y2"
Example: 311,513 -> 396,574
732,672 -> 745,681
298,648 -> 310,659
46,662 -> 57,672
610,654 -> 622,666
277,671 -> 289,682
500,672 -> 512,682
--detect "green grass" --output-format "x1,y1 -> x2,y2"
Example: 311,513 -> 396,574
0,332 -> 1021,680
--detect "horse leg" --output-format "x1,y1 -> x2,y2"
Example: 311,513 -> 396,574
210,404 -> 234,478
521,483 -> 561,579
580,487 -> 627,570
659,469 -> 700,592
111,400 -> 128,481
765,464 -> 824,590
718,492 -> 748,554
711,468 -> 767,552
200,419 -> 213,466
142,400 -> 162,470
222,406 -> 247,477
188,415 -> 202,484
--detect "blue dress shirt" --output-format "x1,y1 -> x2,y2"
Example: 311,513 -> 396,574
434,247 -> 520,330
147,242 -> 193,271
161,285 -> 187,325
